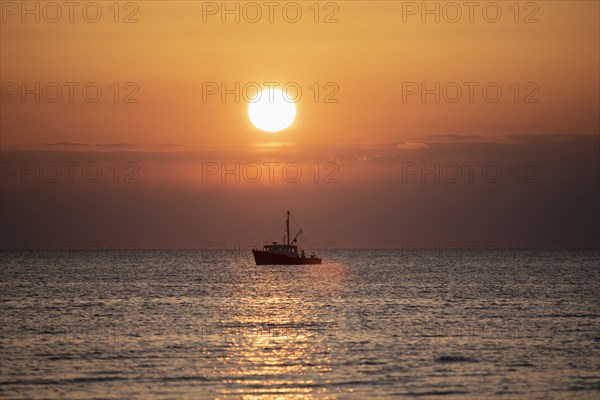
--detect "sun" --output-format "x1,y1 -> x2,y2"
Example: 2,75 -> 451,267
248,89 -> 296,132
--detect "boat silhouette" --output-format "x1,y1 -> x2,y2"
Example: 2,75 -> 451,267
252,211 -> 322,265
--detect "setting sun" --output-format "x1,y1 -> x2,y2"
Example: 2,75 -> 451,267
248,89 -> 296,132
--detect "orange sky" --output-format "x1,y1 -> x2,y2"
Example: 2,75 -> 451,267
1,1 -> 599,249
1,1 -> 599,148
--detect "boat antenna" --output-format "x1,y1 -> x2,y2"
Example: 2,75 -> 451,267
286,211 -> 291,246
289,213 -> 319,256
292,229 -> 302,244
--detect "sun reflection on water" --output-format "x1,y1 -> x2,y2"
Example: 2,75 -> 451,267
211,262 -> 348,398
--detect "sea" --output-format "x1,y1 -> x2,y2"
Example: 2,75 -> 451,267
1,249 -> 599,399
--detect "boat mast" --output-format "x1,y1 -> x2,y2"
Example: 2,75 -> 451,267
286,211 -> 290,246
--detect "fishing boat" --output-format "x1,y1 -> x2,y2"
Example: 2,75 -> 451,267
252,211 -> 322,265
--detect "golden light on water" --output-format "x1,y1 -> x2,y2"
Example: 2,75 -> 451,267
206,264 -> 348,398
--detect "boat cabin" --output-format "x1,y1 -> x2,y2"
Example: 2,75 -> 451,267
262,242 -> 301,258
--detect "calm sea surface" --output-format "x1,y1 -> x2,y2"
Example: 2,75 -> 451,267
1,249 -> 599,399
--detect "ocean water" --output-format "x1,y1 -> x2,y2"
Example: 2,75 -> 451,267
0,249 -> 598,399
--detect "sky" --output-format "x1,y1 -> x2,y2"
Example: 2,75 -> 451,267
1,1 -> 599,249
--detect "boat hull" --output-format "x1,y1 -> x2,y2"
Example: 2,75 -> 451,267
252,250 -> 322,265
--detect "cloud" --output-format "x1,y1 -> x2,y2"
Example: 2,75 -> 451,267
422,134 -> 482,142
93,143 -> 144,148
40,142 -> 184,149
505,134 -> 576,143
397,142 -> 429,150
41,142 -> 89,147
